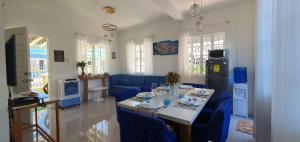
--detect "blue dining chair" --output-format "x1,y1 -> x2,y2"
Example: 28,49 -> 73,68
118,108 -> 177,142
192,98 -> 231,142
115,88 -> 140,122
182,83 -> 208,89
201,91 -> 231,115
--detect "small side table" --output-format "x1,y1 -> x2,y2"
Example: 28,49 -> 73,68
79,75 -> 108,102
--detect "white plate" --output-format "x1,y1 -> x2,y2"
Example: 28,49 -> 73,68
136,92 -> 155,98
140,101 -> 164,109
191,89 -> 211,96
178,96 -> 204,106
179,85 -> 193,89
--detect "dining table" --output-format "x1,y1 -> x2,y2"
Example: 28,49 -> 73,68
117,86 -> 214,142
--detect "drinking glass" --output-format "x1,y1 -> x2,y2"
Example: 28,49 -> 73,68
163,97 -> 171,108
151,83 -> 158,92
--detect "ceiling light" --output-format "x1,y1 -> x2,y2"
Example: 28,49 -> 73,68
195,16 -> 204,32
190,0 -> 202,17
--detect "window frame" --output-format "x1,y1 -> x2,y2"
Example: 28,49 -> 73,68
134,44 -> 145,73
188,32 -> 225,75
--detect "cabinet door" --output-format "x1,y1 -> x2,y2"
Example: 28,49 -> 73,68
5,27 -> 31,93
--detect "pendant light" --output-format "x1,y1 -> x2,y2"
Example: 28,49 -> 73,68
190,0 -> 202,17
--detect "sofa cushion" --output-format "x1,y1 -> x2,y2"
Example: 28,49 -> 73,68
144,76 -> 166,85
127,75 -> 145,86
113,85 -> 142,92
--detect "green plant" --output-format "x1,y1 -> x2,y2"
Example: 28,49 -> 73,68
76,61 -> 87,75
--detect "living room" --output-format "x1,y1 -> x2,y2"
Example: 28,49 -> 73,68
0,0 -> 300,142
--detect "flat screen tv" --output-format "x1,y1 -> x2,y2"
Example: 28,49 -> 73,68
5,35 -> 17,86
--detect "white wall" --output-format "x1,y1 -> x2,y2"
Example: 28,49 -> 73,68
0,0 -> 10,141
118,0 -> 255,116
119,16 -> 182,75
4,0 -> 120,97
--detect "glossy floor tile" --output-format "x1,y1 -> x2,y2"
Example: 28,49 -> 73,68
26,96 -> 254,142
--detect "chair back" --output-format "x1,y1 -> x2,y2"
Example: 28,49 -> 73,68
209,98 -> 231,142
115,88 -> 139,103
118,109 -> 173,142
206,91 -> 231,108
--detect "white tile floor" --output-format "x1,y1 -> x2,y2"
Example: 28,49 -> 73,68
29,96 -> 255,142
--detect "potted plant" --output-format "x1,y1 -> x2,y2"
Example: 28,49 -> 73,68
166,72 -> 181,96
76,61 -> 87,75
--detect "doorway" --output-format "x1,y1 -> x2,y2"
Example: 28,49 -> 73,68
29,35 -> 49,98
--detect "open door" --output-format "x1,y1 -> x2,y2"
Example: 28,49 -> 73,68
5,27 -> 31,94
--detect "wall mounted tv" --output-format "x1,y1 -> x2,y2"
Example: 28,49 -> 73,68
5,35 -> 17,86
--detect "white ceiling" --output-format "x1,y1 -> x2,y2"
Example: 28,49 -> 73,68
8,0 -> 243,30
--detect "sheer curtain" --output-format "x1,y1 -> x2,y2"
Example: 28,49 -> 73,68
76,33 -> 110,74
76,33 -> 88,62
143,36 -> 153,75
256,0 -> 300,141
178,31 -> 192,82
126,40 -> 135,74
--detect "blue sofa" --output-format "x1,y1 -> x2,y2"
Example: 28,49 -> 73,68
109,74 -> 166,96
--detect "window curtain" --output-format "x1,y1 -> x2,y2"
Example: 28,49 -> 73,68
126,40 -> 135,74
76,33 -> 110,74
143,36 -> 153,75
76,33 -> 88,63
178,31 -> 192,82
256,0 -> 300,141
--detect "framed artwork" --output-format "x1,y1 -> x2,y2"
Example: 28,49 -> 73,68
54,50 -> 64,62
153,40 -> 178,55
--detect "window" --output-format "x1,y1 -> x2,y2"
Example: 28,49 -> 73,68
188,32 -> 225,75
135,44 -> 144,73
84,44 -> 107,74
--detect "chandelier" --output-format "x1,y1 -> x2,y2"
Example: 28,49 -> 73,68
102,6 -> 118,42
195,16 -> 204,32
190,0 -> 202,17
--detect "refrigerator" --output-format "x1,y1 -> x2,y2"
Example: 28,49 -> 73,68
206,50 -> 229,102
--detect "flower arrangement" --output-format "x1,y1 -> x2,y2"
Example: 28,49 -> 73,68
76,61 -> 87,75
166,72 -> 181,86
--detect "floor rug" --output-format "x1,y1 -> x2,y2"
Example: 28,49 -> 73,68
236,119 -> 254,135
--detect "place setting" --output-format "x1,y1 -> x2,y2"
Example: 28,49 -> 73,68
189,88 -> 214,98
175,96 -> 206,110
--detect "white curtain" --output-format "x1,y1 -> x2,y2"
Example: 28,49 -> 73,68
126,40 -> 135,74
256,0 -> 300,141
76,33 -> 110,74
143,36 -> 153,75
76,33 -> 88,62
178,31 -> 192,82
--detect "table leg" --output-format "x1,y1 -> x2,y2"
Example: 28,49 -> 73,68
84,79 -> 88,102
179,124 -> 192,142
15,109 -> 22,142
55,101 -> 60,142
35,107 -> 38,141
101,78 -> 106,97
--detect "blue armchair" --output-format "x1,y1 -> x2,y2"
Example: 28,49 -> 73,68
192,98 -> 231,142
115,88 -> 140,122
118,108 -> 176,142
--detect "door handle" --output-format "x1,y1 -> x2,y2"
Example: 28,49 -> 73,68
24,72 -> 32,76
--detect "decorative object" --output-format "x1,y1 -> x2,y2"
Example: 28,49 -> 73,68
190,0 -> 202,17
76,61 -> 87,75
236,119 -> 254,135
54,50 -> 65,62
153,40 -> 178,55
195,16 -> 204,32
102,6 -> 117,42
166,72 -> 180,86
112,52 -> 116,59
